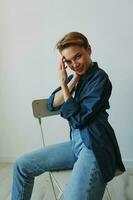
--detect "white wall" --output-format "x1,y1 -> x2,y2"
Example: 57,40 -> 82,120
0,0 -> 133,165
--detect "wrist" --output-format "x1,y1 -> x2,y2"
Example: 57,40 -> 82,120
61,81 -> 67,88
61,84 -> 71,101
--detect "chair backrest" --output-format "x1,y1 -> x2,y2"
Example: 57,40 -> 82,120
32,98 -> 59,118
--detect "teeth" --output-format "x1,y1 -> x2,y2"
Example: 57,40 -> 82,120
77,68 -> 82,71
76,67 -> 81,70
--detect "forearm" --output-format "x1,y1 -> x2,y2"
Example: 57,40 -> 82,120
53,76 -> 78,107
61,83 -> 71,102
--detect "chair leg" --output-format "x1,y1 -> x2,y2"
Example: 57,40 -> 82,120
50,173 -> 64,200
49,172 -> 58,200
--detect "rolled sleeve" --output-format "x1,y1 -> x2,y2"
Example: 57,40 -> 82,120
47,88 -> 61,111
60,97 -> 80,118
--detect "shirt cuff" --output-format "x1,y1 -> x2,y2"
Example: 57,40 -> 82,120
47,94 -> 61,111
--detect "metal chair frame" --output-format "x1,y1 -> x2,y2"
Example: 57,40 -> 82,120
32,98 -> 66,200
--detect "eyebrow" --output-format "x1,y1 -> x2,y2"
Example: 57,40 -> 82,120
64,52 -> 81,62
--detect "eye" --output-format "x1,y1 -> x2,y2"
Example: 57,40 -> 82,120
76,54 -> 81,60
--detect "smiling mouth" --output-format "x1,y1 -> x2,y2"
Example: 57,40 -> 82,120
75,66 -> 83,73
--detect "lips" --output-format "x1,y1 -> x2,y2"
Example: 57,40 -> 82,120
75,66 -> 84,73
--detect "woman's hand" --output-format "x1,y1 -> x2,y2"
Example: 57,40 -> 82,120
58,57 -> 68,86
57,57 -> 71,101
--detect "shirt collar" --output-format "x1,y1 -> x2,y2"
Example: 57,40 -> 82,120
79,62 -> 99,81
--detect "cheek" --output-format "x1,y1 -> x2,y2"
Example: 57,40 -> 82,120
80,58 -> 87,65
83,56 -> 89,64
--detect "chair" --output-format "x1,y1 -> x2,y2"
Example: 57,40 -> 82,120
32,98 -> 111,200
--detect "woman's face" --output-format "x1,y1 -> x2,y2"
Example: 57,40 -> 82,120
61,45 -> 92,76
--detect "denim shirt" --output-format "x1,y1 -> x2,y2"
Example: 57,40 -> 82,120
47,62 -> 125,183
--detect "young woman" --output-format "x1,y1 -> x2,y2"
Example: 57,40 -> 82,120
12,32 -> 125,200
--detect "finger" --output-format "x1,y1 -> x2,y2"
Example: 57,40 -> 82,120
59,59 -> 63,70
62,58 -> 68,70
62,57 -> 68,68
62,56 -> 66,63
60,61 -> 66,71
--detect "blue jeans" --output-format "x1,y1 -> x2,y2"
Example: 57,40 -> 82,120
11,130 -> 106,200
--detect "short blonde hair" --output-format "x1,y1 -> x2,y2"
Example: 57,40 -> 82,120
56,32 -> 90,52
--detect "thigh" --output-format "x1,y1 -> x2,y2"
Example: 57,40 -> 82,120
64,146 -> 106,200
15,141 -> 76,177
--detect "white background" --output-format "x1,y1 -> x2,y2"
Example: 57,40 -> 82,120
0,0 -> 133,165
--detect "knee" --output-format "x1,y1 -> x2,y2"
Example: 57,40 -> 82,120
13,155 -> 30,176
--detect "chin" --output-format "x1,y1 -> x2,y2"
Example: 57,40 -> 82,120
76,70 -> 85,76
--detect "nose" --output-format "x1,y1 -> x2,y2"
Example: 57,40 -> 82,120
72,60 -> 79,68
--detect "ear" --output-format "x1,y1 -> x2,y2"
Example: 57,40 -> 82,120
86,46 -> 92,56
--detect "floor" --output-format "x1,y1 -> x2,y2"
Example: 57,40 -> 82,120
0,163 -> 133,200
0,163 -> 55,200
105,169 -> 133,200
